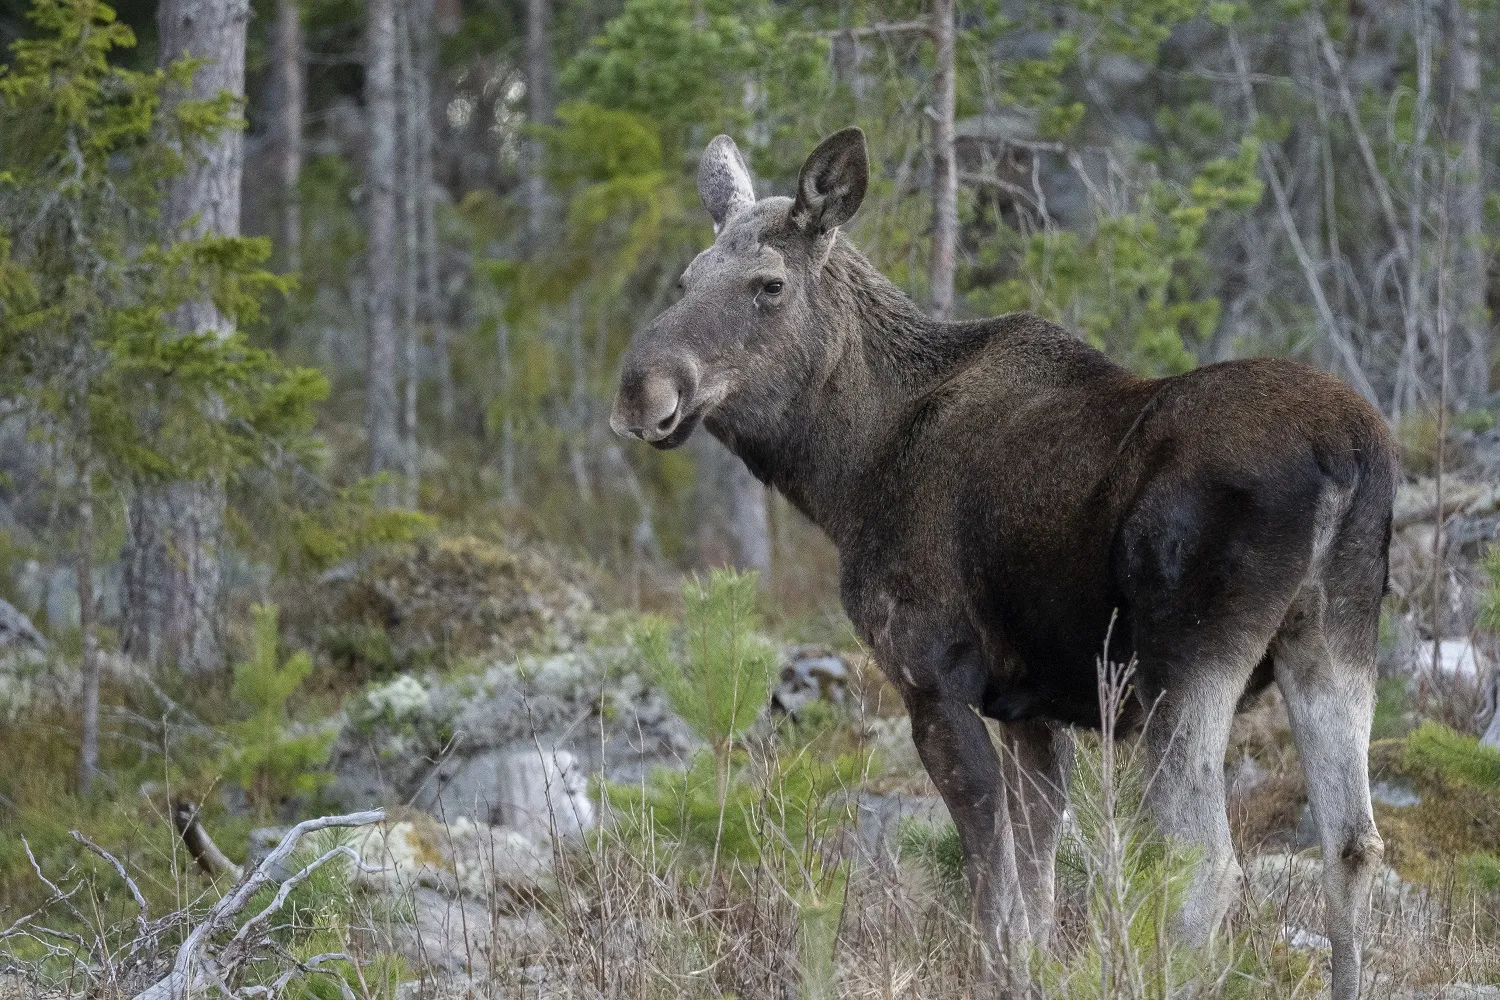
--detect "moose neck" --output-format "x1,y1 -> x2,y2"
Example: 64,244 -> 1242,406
712,238 -> 987,548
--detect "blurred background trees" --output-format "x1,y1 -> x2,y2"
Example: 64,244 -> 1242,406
0,0 -> 1496,675
3,3 -> 1500,987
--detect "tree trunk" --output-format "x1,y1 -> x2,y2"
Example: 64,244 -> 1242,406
272,0 -> 303,274
365,0 -> 402,504
696,441 -> 771,577
415,0 -> 454,434
725,458 -> 772,576
524,0 -> 552,241
496,318 -> 518,505
123,0 -> 248,673
76,460 -> 99,794
1441,0 -> 1488,406
929,0 -> 957,320
398,4 -> 420,509
1482,669 -> 1500,749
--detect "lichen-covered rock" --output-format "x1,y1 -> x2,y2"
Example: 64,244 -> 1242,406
328,647 -> 697,813
0,597 -> 45,650
770,645 -> 850,718
351,813 -> 553,898
308,534 -> 601,677
413,747 -> 595,841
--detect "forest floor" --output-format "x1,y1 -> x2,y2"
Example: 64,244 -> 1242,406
2,513 -> 1500,998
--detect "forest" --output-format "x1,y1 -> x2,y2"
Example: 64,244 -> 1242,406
3,0 -> 1500,996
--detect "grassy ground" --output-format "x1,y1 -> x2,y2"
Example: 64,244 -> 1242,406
3,564 -> 1500,998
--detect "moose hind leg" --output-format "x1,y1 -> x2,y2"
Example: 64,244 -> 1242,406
1000,720 -> 1075,949
1140,660 -> 1255,946
1273,612 -> 1381,1000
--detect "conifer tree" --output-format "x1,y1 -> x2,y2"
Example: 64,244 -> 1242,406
0,0 -> 325,790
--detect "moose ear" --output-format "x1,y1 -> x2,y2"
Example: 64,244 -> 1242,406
790,127 -> 868,234
698,135 -> 756,233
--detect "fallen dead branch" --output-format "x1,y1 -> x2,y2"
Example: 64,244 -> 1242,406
131,809 -> 385,1000
172,800 -> 246,881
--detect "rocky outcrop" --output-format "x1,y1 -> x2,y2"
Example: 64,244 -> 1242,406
0,597 -> 44,650
301,534 -> 601,678
327,648 -> 698,818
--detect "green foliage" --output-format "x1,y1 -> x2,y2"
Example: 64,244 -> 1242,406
563,0 -> 757,153
1403,722 -> 1500,792
604,571 -> 860,998
897,818 -> 965,890
1395,409 -> 1456,478
1463,852 -> 1500,893
1480,545 -> 1500,635
562,0 -> 826,162
1374,725 -> 1500,892
604,738 -> 862,998
318,623 -> 400,682
606,745 -> 862,862
637,569 -> 775,758
220,605 -> 334,812
974,140 -> 1263,376
0,0 -> 325,508
1371,675 -> 1412,742
285,478 -> 435,574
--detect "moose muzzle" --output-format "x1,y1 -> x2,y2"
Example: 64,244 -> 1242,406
610,352 -> 702,447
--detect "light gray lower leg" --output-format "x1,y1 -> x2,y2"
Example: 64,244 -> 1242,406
1276,651 -> 1381,1000
1140,671 -> 1246,946
1000,720 -> 1074,948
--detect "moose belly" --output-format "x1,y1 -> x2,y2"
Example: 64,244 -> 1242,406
974,610 -> 1135,729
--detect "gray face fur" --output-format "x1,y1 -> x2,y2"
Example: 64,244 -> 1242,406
609,128 -> 869,449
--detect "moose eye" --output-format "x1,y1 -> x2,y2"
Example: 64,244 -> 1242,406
763,279 -> 784,295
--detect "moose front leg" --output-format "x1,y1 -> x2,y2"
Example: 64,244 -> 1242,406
907,694 -> 1032,964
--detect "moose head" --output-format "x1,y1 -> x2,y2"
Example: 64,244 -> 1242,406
609,128 -> 869,451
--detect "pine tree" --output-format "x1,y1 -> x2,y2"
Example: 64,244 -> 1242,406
0,0 -> 326,790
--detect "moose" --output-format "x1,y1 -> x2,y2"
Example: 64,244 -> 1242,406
611,127 -> 1396,1000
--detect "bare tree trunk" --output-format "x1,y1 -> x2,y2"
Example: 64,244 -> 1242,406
365,0 -> 401,505
696,441 -> 771,577
398,5 -> 420,510
1441,0 -> 1488,406
929,0 -> 957,320
1481,669 -> 1500,749
566,298 -> 593,506
726,458 -> 771,576
414,0 -> 454,434
525,0 -> 552,241
76,459 -> 98,794
272,0 -> 303,274
496,318 -> 519,505
124,0 -> 248,673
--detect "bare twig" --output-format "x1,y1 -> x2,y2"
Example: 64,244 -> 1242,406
1311,14 -> 1411,266
71,831 -> 150,942
809,19 -> 929,39
131,809 -> 384,1000
1228,31 -> 1380,404
171,801 -> 245,881
224,844 -> 381,958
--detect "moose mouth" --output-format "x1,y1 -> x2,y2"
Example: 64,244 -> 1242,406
649,408 -> 702,450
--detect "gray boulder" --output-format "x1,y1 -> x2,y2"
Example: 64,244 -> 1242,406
0,597 -> 44,650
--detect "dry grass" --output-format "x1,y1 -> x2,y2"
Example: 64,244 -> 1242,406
5,681 -> 1500,999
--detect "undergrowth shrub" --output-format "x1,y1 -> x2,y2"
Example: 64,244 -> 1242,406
602,569 -> 866,999
220,604 -> 335,815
